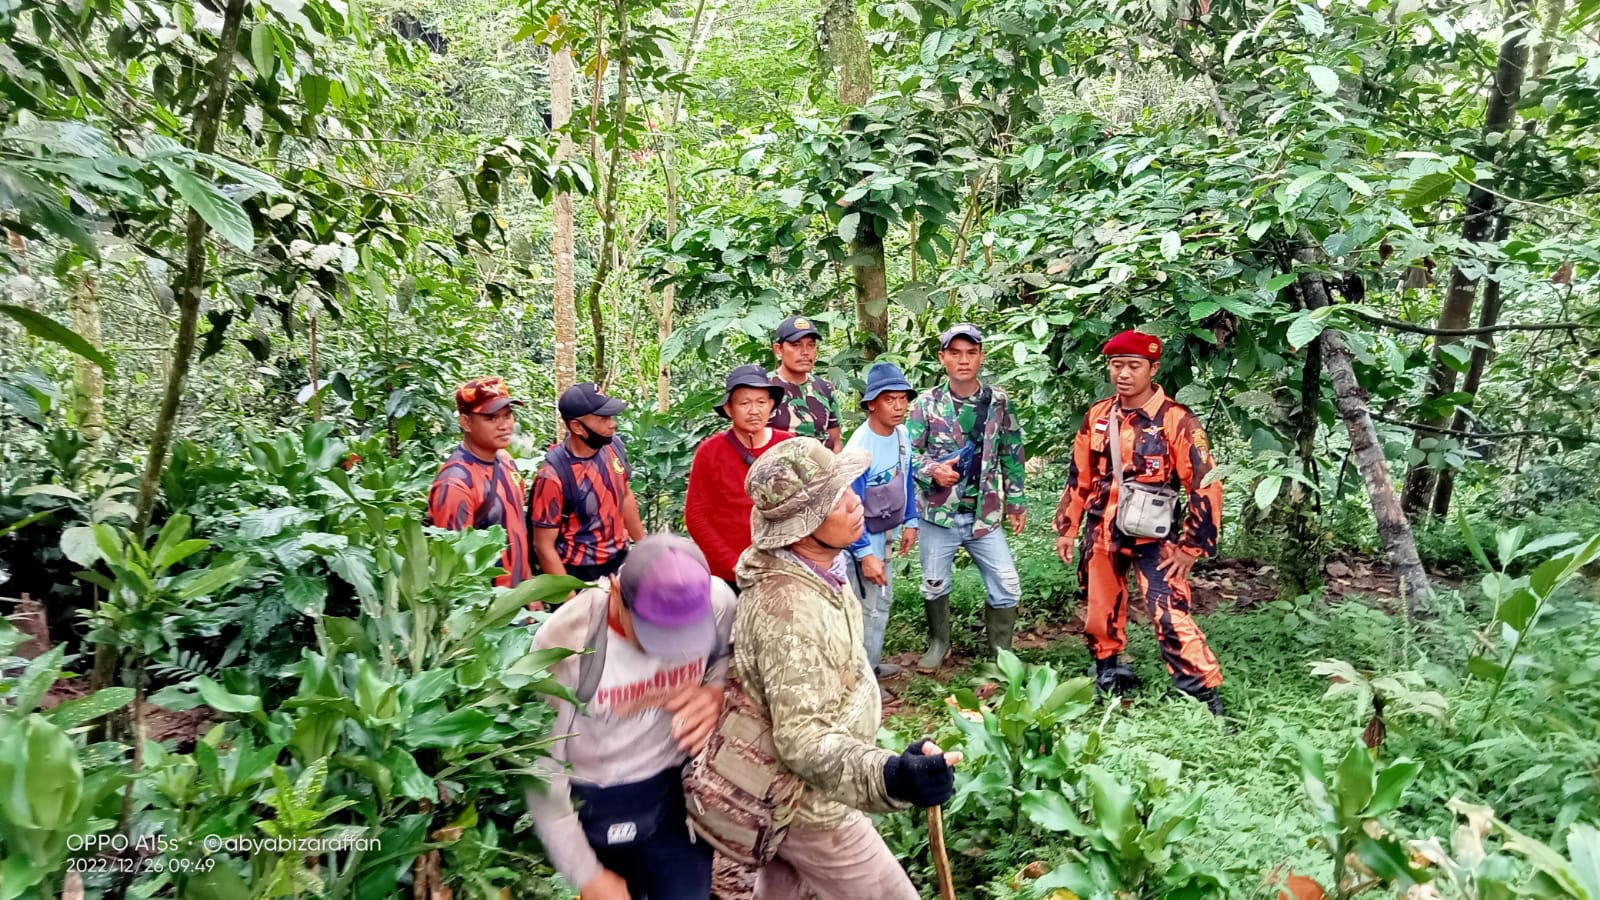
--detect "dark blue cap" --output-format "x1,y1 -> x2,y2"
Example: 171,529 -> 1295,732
558,382 -> 627,421
939,323 -> 983,349
860,363 -> 918,409
775,315 -> 822,344
717,364 -> 785,418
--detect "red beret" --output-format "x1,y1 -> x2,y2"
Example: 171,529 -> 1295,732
1102,330 -> 1162,360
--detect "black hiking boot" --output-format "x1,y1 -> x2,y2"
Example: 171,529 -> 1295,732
1093,655 -> 1143,698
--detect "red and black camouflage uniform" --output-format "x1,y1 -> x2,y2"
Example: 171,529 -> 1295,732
1054,386 -> 1224,694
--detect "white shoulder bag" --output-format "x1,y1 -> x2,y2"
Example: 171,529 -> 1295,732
1106,407 -> 1179,540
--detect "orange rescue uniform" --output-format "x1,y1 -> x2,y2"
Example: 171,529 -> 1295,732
1054,386 -> 1223,694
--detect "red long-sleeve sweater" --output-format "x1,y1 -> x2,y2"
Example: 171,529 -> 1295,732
685,428 -> 793,582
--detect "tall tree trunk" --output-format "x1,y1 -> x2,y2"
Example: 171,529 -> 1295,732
130,0 -> 246,534
852,219 -> 887,359
582,0 -> 631,386
820,0 -> 872,105
1400,0 -> 1532,516
1276,337 -> 1326,596
820,0 -> 885,350
656,0 -> 714,412
551,46 -> 578,423
1530,0 -> 1566,82
1295,251 -> 1433,614
70,271 -> 105,445
1431,216 -> 1514,518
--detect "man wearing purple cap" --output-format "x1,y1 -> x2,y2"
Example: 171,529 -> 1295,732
526,534 -> 736,900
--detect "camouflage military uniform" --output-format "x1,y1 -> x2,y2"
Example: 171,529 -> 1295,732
767,373 -> 840,448
907,382 -> 1026,538
731,546 -> 904,829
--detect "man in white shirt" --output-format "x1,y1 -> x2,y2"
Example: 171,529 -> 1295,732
845,362 -> 920,684
526,534 -> 735,900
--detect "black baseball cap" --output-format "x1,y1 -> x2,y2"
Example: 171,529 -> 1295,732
558,382 -> 627,421
774,315 -> 822,344
939,323 -> 983,349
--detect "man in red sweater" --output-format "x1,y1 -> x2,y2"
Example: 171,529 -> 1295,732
685,364 -> 792,589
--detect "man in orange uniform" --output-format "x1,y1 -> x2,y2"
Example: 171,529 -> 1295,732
1053,331 -> 1226,715
428,377 -> 534,587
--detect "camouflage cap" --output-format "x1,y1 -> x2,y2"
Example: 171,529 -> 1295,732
746,437 -> 869,550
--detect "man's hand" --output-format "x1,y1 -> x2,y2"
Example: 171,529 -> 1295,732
1008,510 -> 1027,535
664,684 -> 725,754
1055,530 -> 1077,565
1156,543 -> 1199,582
861,555 -> 887,587
930,463 -> 961,487
580,869 -> 631,900
898,527 -> 918,557
920,739 -> 963,768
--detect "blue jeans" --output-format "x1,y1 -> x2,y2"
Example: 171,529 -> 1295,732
847,556 -> 893,671
918,510 -> 1020,609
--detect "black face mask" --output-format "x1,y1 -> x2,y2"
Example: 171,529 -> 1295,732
575,426 -> 614,450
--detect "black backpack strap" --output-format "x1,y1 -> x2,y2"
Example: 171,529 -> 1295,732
964,386 -> 994,487
721,430 -> 757,466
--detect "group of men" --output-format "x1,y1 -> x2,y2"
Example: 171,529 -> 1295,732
425,316 -> 1229,899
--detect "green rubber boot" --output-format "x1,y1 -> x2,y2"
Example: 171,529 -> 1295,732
984,605 -> 1017,658
918,595 -> 951,670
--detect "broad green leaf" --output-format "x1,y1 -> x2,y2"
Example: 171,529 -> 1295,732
1367,759 -> 1422,817
1160,231 -> 1181,261
1282,171 -> 1329,209
1354,833 -> 1428,887
0,305 -> 114,373
1336,172 -> 1373,196
153,160 -> 255,251
1401,172 -> 1455,209
1021,790 -> 1090,836
44,687 -> 136,729
1567,823 -> 1600,900
1254,476 -> 1282,511
1307,65 -> 1340,95
175,556 -> 248,601
1084,764 -> 1135,849
1510,531 -> 1582,563
13,483 -> 82,501
13,645 -> 65,713
838,212 -> 860,243
193,676 -> 265,720
281,573 -> 328,616
405,708 -> 494,748
1456,508 -> 1492,571
1022,144 -> 1045,171
1286,314 -> 1326,350
250,23 -> 277,77
1335,742 -> 1374,817
1466,655 -> 1506,682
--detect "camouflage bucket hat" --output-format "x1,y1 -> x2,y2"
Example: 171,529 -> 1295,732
746,438 -> 869,550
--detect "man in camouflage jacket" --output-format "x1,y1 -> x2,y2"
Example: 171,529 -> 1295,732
907,323 -> 1027,667
729,438 -> 959,899
767,314 -> 843,450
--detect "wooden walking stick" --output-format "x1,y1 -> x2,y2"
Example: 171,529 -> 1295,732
928,804 -> 957,900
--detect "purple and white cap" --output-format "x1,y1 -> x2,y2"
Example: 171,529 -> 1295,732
618,534 -> 715,658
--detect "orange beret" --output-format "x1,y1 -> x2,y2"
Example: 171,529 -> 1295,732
1102,330 -> 1162,360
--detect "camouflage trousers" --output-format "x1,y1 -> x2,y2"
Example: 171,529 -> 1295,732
713,813 -> 917,900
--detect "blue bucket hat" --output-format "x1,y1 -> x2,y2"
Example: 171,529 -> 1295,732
859,362 -> 918,410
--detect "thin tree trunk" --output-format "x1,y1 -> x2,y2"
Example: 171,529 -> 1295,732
1401,0 -> 1532,516
820,0 -> 872,105
1530,0 -> 1566,82
1431,216 -> 1514,517
308,311 -> 321,422
821,0 -> 883,349
1278,336 -> 1325,596
1295,252 -> 1432,614
69,271 -> 105,444
130,0 -> 247,537
551,47 -> 578,422
852,220 -> 887,359
656,0 -> 713,412
581,0 -> 631,385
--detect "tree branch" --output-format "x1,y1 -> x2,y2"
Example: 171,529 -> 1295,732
1371,413 -> 1598,444
1343,308 -> 1600,337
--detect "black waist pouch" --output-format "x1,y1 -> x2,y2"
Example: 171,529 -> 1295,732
571,766 -> 683,848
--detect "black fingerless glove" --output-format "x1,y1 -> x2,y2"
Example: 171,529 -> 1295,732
882,740 -> 954,808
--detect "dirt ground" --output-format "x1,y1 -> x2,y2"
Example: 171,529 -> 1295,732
875,552 -> 1425,712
